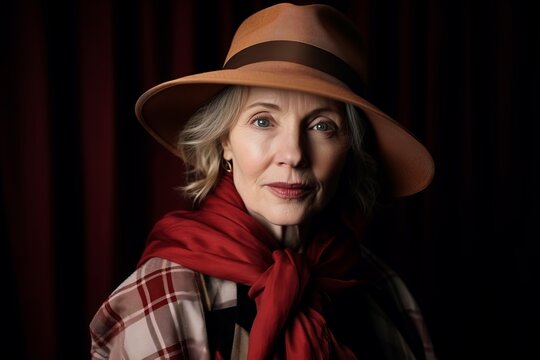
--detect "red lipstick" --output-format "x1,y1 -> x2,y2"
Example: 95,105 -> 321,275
265,182 -> 314,200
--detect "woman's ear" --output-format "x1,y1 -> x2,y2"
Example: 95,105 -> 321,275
221,138 -> 232,161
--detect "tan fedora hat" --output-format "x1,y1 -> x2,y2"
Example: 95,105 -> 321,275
135,3 -> 434,196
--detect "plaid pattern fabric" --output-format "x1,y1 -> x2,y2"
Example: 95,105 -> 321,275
90,258 -> 212,359
90,246 -> 436,359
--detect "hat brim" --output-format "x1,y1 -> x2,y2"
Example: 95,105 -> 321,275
135,67 -> 434,197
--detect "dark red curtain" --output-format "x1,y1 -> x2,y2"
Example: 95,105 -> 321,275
2,0 -> 538,359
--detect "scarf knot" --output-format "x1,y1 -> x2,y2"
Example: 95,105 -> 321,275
247,249 -> 311,358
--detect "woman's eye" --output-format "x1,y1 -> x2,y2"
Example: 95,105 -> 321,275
253,118 -> 271,128
312,122 -> 335,132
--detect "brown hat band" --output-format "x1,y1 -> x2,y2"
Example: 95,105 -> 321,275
223,40 -> 365,95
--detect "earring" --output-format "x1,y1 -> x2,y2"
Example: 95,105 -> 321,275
223,159 -> 233,173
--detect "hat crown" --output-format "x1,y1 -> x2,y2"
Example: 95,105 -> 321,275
225,3 -> 367,82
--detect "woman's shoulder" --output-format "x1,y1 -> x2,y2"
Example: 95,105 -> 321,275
117,257 -> 202,292
91,257 -> 206,321
355,245 -> 437,360
89,257 -> 211,359
99,257 -> 206,315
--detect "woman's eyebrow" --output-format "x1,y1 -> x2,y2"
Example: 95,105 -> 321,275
245,102 -> 281,110
246,103 -> 340,116
307,107 -> 340,116
301,107 -> 342,122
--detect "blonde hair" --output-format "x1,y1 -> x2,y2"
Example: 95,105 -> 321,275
177,86 -> 378,213
177,86 -> 248,204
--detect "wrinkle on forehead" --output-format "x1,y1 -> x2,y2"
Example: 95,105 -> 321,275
244,87 -> 344,115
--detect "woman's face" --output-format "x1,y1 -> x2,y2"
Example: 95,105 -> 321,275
222,87 -> 350,230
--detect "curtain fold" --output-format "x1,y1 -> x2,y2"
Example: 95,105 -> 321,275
77,0 -> 116,328
2,1 -> 55,358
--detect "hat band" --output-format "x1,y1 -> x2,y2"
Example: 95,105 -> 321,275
223,40 -> 365,94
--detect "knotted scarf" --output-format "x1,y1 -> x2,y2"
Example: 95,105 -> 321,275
138,174 -> 363,359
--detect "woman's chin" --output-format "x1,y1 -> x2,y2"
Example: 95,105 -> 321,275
255,209 -> 310,229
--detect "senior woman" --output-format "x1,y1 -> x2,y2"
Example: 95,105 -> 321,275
90,3 -> 436,360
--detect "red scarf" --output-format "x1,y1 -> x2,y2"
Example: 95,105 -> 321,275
138,174 -> 363,359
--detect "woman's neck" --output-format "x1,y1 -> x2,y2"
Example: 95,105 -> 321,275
248,210 -> 309,249
274,225 -> 303,249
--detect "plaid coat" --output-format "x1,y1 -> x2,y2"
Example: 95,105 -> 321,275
90,245 -> 436,359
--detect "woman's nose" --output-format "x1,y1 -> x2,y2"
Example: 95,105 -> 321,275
275,127 -> 308,168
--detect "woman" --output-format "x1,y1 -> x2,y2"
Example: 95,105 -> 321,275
90,3 -> 436,359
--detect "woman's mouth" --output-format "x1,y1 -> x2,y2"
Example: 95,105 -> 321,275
265,182 -> 314,200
